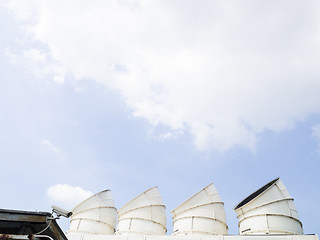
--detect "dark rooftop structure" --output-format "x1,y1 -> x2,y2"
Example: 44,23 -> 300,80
0,209 -> 67,240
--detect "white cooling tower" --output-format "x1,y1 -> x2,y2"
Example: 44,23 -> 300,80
234,178 -> 303,235
116,186 -> 166,235
171,183 -> 228,236
67,189 -> 117,235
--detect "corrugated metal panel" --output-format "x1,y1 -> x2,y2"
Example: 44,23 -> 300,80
67,233 -> 319,240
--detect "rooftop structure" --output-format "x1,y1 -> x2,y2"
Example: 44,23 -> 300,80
0,178 -> 318,240
0,208 -> 67,240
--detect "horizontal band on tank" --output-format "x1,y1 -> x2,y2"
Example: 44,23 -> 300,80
118,205 -> 166,216
238,213 -> 303,226
173,216 -> 228,226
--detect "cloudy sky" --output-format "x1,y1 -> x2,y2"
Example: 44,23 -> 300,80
1,0 -> 320,235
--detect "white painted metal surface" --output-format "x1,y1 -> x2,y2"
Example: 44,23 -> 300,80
66,233 -> 319,240
171,183 -> 228,236
116,186 -> 166,235
234,178 -> 303,235
67,189 -> 117,235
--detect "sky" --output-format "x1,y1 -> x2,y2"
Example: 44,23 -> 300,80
0,0 -> 320,235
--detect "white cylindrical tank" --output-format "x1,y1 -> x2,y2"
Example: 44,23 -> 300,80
67,189 -> 117,235
171,183 -> 228,236
116,186 -> 166,235
234,178 -> 303,235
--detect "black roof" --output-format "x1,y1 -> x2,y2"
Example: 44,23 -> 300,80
0,208 -> 67,240
234,177 -> 280,210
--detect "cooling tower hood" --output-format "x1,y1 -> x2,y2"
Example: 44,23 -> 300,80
172,183 -> 228,235
234,178 -> 303,235
116,186 -> 167,235
67,189 -> 117,235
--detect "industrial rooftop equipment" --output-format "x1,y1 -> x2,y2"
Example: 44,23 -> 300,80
0,178 -> 318,240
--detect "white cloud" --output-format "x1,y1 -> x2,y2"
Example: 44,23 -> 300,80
41,139 -> 60,153
47,184 -> 93,210
312,124 -> 320,153
74,87 -> 86,93
5,0 -> 320,151
5,47 -> 66,83
41,139 -> 59,153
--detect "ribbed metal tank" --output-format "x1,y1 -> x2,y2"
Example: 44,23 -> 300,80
116,186 -> 166,235
234,178 -> 303,235
172,183 -> 228,235
67,189 -> 117,235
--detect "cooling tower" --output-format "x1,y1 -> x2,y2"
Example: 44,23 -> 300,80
116,186 -> 166,235
68,189 -> 117,235
172,183 -> 228,235
234,178 -> 303,235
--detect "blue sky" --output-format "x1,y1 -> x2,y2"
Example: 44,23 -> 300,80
0,0 -> 320,235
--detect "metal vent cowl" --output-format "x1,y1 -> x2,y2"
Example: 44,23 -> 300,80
67,190 -> 117,235
234,178 -> 303,235
172,183 -> 228,236
116,186 -> 167,235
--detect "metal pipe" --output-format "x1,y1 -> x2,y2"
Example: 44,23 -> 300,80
0,235 -> 53,240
